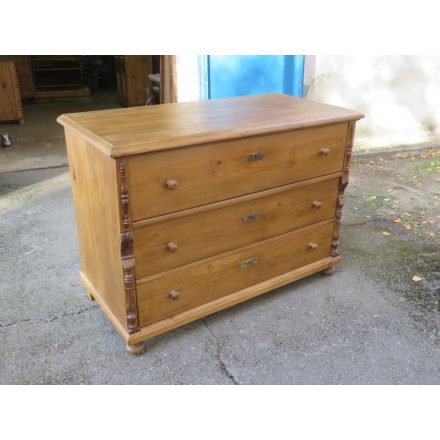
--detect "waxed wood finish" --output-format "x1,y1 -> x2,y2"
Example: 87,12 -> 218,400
133,177 -> 339,279
130,256 -> 341,344
127,123 -> 347,219
64,129 -> 127,328
57,93 -> 364,157
58,94 -> 364,353
137,222 -> 334,327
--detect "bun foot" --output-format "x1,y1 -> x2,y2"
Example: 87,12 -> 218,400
85,288 -> 95,301
126,341 -> 146,355
322,266 -> 336,276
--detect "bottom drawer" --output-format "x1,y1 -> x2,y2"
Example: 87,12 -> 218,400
137,221 -> 334,327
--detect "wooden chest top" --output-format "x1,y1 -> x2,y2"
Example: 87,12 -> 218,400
57,93 -> 364,157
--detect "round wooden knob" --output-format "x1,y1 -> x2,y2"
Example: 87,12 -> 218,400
168,290 -> 180,300
312,200 -> 322,209
308,242 -> 319,250
167,242 -> 178,253
165,179 -> 178,190
319,147 -> 330,156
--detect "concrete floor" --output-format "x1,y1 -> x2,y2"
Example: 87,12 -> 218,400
0,91 -> 120,173
1,94 -> 439,384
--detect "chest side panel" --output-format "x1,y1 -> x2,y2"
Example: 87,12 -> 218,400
65,129 -> 127,329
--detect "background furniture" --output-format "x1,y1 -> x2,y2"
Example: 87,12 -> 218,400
31,55 -> 90,99
0,62 -> 24,124
159,55 -> 177,103
0,56 -> 35,100
114,56 -> 153,106
84,56 -> 116,92
58,94 -> 363,354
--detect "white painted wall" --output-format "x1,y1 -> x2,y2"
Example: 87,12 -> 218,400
177,55 -> 439,150
176,55 -> 202,102
305,56 -> 440,150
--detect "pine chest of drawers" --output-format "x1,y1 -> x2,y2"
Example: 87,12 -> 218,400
58,94 -> 363,354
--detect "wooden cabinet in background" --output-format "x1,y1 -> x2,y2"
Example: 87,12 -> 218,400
0,56 -> 36,101
0,62 -> 25,124
31,56 -> 90,99
114,56 -> 153,106
13,56 -> 35,100
57,94 -> 364,354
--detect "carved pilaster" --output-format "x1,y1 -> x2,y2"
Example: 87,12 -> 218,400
121,232 -> 139,334
330,121 -> 356,258
119,160 -> 131,229
119,160 -> 139,335
341,120 -> 355,188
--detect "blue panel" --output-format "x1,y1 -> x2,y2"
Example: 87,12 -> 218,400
207,55 -> 304,99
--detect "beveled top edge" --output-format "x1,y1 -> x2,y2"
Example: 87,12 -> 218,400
57,94 -> 364,157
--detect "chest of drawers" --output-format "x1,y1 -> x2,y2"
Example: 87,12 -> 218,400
58,94 -> 363,354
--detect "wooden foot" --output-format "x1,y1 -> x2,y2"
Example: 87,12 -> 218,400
85,288 -> 95,300
18,118 -> 25,125
322,266 -> 336,276
126,341 -> 146,355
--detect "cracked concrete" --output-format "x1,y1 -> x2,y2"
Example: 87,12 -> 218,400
0,304 -> 98,328
0,164 -> 440,383
1,94 -> 439,384
0,91 -> 120,173
203,320 -> 238,384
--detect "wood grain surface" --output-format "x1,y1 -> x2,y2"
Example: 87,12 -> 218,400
0,62 -> 24,123
65,129 -> 127,329
133,177 -> 339,279
129,256 -> 341,344
137,222 -> 334,327
127,123 -> 348,219
0,56 -> 35,100
114,55 -> 153,107
58,94 -> 363,351
57,93 -> 364,157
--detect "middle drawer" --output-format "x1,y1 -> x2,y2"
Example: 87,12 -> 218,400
133,177 -> 339,280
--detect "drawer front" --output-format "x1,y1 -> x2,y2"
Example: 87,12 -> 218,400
134,178 -> 339,280
127,123 -> 348,220
137,222 -> 333,327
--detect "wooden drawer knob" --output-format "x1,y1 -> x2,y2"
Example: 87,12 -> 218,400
312,200 -> 322,209
165,179 -> 178,190
167,242 -> 178,253
168,290 -> 180,300
319,147 -> 330,156
308,242 -> 319,250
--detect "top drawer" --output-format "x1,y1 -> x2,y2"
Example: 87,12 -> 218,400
126,122 -> 348,220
